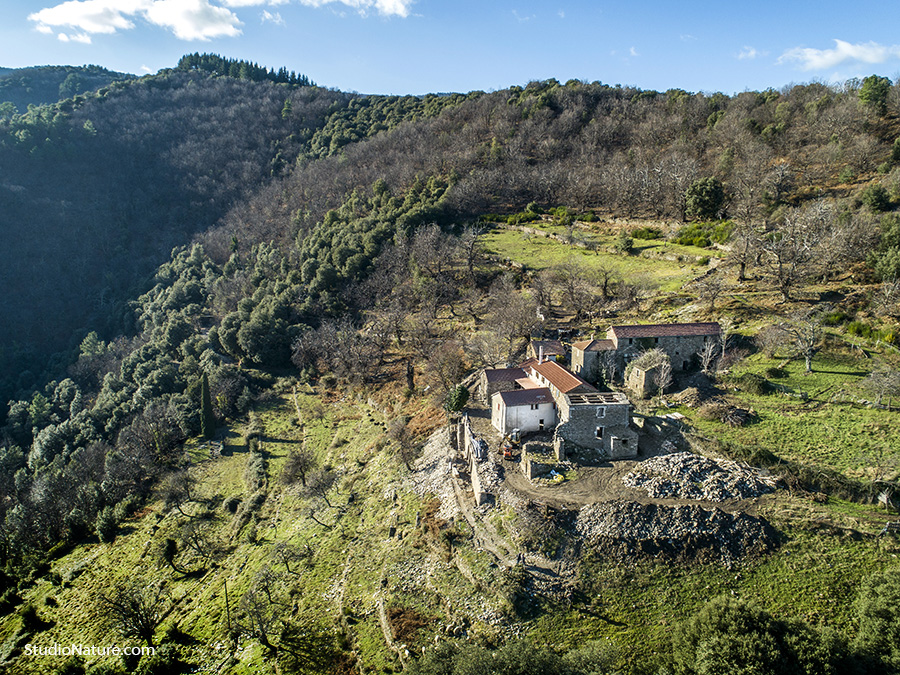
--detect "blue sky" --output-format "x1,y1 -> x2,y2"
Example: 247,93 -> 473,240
1,0 -> 899,95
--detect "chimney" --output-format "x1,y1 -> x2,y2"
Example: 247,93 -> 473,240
539,345 -> 544,363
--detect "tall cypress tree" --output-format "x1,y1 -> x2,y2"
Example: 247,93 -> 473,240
201,373 -> 216,439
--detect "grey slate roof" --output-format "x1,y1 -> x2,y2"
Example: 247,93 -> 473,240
495,388 -> 554,407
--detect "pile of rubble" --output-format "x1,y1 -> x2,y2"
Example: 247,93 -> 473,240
576,500 -> 778,565
671,387 -> 702,407
623,451 -> 775,502
408,427 -> 461,520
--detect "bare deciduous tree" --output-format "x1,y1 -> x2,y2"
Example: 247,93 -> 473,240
872,278 -> 900,319
280,446 -> 316,487
387,417 -> 418,471
758,203 -> 831,301
697,340 -> 720,375
303,468 -> 338,509
861,363 -> 900,405
692,274 -> 726,311
654,358 -> 673,397
600,350 -> 619,385
485,274 -> 538,364
101,579 -> 169,647
159,470 -> 197,517
775,311 -> 824,373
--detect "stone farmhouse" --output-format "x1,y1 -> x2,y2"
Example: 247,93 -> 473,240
571,322 -> 721,382
486,356 -> 637,460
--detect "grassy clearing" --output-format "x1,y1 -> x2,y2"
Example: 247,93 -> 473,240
681,351 -> 899,476
480,228 -> 703,293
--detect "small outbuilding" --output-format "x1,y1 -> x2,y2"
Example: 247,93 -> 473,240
491,388 -> 557,435
570,338 -> 616,383
526,339 -> 566,362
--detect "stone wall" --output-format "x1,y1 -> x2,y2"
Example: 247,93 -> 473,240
626,364 -> 660,399
458,415 -> 490,506
520,442 -> 555,480
555,400 -> 638,460
571,347 -> 598,382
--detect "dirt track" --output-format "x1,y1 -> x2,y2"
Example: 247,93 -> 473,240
463,400 -> 759,514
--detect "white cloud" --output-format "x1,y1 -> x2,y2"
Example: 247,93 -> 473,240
558,10 -> 565,18
30,0 -> 146,35
778,39 -> 900,71
737,46 -> 758,60
220,0 -> 289,6
29,0 -> 411,44
140,64 -> 153,73
629,46 -> 639,57
31,0 -> 242,41
144,0 -> 242,40
58,30 -> 92,43
297,0 -> 414,17
261,9 -> 285,24
680,34 -> 696,42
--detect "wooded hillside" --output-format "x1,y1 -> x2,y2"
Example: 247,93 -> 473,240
0,57 -> 899,675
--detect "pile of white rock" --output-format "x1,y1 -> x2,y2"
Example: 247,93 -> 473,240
623,451 -> 775,502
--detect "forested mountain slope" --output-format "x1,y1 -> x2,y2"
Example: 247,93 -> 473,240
0,65 -> 134,113
0,69 -> 338,397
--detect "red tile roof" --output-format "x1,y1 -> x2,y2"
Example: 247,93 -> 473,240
608,322 -> 721,339
572,338 -> 616,352
527,360 -> 596,394
496,388 -> 554,407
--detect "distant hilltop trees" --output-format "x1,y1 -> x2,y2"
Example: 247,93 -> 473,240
177,52 -> 314,87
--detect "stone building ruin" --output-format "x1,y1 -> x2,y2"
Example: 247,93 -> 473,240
487,356 -> 638,461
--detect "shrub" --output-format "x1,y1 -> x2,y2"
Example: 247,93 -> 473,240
134,644 -> 186,675
21,603 -> 44,632
846,320 -> 872,338
730,372 -> 772,395
854,566 -> 900,671
95,506 -> 118,543
672,595 -> 859,675
113,495 -> 139,523
839,166 -> 855,183
685,176 -> 725,220
55,657 -> 86,675
821,310 -> 850,326
860,184 -> 891,212
764,367 -> 787,379
631,226 -> 662,240
615,229 -> 633,254
673,221 -> 734,247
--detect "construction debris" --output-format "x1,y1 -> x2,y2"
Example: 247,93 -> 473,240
623,451 -> 775,502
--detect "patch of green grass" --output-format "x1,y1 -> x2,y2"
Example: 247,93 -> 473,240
687,352 -> 898,475
480,229 -> 700,292
531,521 -> 899,671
